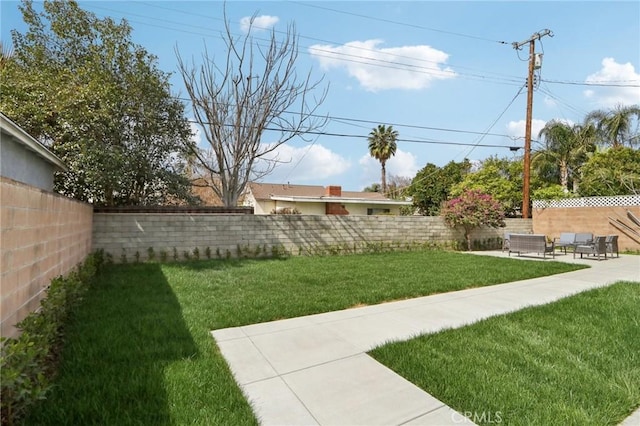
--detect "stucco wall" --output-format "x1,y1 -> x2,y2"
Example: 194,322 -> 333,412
533,196 -> 640,251
0,132 -> 57,191
92,213 -> 530,262
250,198 -> 404,215
0,177 -> 93,338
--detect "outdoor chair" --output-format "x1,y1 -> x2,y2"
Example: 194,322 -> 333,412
605,235 -> 619,258
574,233 -> 593,246
502,232 -> 510,252
574,235 -> 607,260
554,232 -> 576,254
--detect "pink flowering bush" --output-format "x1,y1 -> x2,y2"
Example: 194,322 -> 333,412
441,189 -> 505,251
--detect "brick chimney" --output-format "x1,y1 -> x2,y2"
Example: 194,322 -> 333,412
325,185 -> 342,197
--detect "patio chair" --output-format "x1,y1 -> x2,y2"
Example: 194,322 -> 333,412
554,232 -> 576,254
573,235 -> 607,260
502,232 -> 510,252
605,235 -> 619,258
574,233 -> 593,246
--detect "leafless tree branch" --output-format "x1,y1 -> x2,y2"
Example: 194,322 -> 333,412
176,8 -> 328,206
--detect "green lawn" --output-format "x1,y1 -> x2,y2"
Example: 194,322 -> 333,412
370,282 -> 640,425
25,251 -> 587,425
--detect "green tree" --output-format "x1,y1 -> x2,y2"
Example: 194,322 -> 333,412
586,104 -> 640,148
363,183 -> 381,193
534,120 -> 596,193
451,157 -> 523,217
367,124 -> 398,194
1,0 -> 195,205
579,147 -> 640,196
441,189 -> 505,251
407,159 -> 471,215
531,184 -> 576,201
177,10 -> 328,207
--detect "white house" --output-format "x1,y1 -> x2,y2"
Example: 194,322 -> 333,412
243,182 -> 411,215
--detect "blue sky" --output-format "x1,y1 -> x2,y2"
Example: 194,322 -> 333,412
2,1 -> 639,190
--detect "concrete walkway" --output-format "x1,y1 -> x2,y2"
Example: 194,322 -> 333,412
211,252 -> 640,425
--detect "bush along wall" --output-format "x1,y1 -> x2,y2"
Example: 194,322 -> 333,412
0,250 -> 105,426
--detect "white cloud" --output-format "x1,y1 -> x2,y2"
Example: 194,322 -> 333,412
240,15 -> 279,33
506,119 -> 547,141
189,121 -> 203,147
256,143 -> 351,183
309,39 -> 455,92
358,149 -> 418,185
583,58 -> 640,107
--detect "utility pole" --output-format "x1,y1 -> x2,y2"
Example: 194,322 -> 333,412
512,29 -> 552,219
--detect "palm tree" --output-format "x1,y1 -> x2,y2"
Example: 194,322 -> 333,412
367,124 -> 398,194
586,104 -> 640,148
534,120 -> 596,193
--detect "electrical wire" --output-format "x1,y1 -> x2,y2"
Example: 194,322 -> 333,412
463,83 -> 526,158
380,83 -> 527,196
175,95 -> 519,139
541,78 -> 640,88
187,119 -> 517,149
83,3 -> 529,87
538,84 -> 589,117
84,4 -> 638,90
286,1 -> 511,45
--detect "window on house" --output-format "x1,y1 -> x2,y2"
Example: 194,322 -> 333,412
367,208 -> 391,215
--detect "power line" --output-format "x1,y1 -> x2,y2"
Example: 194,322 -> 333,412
84,3 -> 639,91
538,84 -> 589,117
186,119 -> 519,149
175,95 -> 517,139
286,1 -> 510,45
541,78 -> 640,88
464,83 -> 526,158
83,3 -> 528,87
385,83 -> 528,197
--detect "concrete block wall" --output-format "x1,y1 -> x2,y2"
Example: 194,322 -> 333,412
1,177 -> 93,338
92,213 -> 531,262
533,204 -> 640,251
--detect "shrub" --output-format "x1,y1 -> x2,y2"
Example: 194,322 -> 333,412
1,251 -> 103,426
441,189 -> 505,251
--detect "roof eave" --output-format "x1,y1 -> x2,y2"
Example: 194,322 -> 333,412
269,195 -> 412,205
1,113 -> 68,172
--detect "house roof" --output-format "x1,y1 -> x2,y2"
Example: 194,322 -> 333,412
191,177 -> 224,206
0,113 -> 68,172
247,182 -> 411,205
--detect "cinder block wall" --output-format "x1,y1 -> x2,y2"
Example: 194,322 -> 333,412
92,213 -> 531,262
533,199 -> 640,251
1,177 -> 93,338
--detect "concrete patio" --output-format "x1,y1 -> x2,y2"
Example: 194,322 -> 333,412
211,251 -> 640,425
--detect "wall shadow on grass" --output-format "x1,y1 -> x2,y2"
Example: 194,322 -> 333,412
25,264 -> 199,425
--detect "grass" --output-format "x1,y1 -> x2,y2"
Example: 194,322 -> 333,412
370,281 -> 640,425
24,250 -> 587,425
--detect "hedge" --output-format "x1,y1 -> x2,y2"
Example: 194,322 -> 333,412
0,250 -> 105,426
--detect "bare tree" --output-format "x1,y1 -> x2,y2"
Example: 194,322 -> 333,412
386,175 -> 412,199
176,11 -> 328,206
